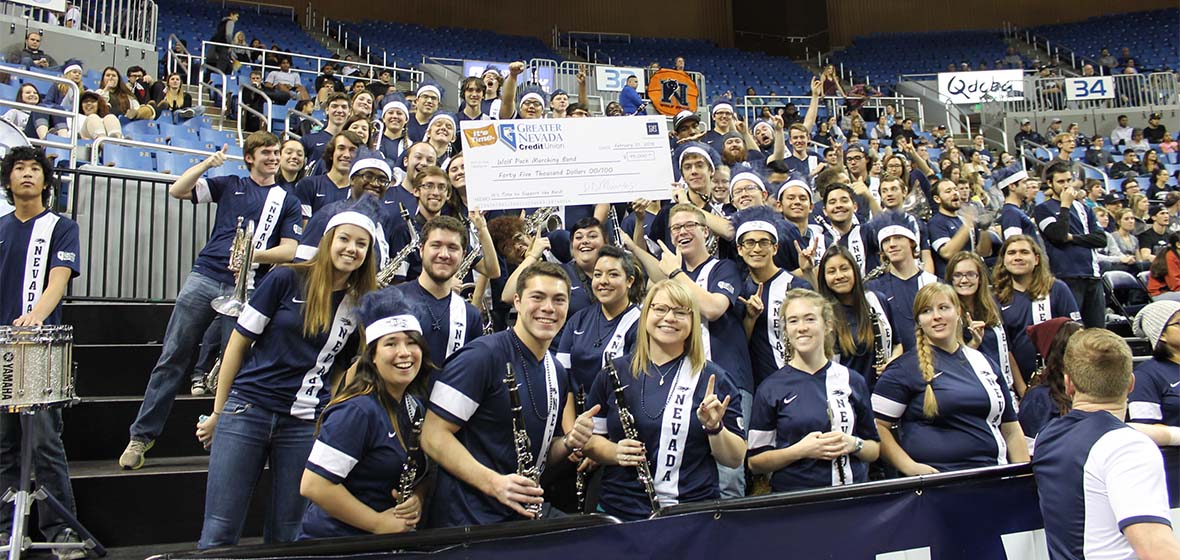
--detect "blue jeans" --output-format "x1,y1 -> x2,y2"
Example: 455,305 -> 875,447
198,397 -> 315,549
717,388 -> 752,499
129,272 -> 233,443
0,409 -> 77,541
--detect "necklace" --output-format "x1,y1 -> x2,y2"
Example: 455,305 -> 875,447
640,357 -> 684,420
591,307 -> 617,348
510,332 -> 547,420
420,285 -> 445,332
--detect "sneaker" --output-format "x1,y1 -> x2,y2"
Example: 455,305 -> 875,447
176,108 -> 196,119
191,378 -> 208,396
52,530 -> 86,560
118,439 -> 154,470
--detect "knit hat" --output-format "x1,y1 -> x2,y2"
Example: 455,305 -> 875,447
358,288 -> 423,344
1025,317 -> 1075,360
1133,301 -> 1180,348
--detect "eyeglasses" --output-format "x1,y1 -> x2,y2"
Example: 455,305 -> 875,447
739,239 -> 775,250
418,183 -> 448,193
732,185 -> 762,195
520,100 -> 544,109
356,173 -> 389,188
649,303 -> 692,321
669,221 -> 704,234
952,271 -> 979,281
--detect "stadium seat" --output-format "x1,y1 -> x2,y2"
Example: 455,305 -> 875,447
156,151 -> 203,175
101,145 -> 155,171
1103,270 -> 1150,320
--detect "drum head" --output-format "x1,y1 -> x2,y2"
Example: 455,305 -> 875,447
0,117 -> 31,161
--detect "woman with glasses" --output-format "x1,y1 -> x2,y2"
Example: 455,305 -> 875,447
873,283 -> 1028,474
946,252 -> 1023,398
583,280 -> 746,520
747,289 -> 879,492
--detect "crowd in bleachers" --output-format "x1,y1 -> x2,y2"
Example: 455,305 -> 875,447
1031,8 -> 1179,74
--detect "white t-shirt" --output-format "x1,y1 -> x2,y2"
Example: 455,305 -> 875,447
265,70 -> 301,89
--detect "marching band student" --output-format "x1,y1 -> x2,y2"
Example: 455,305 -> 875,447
724,171 -> 808,275
992,235 -> 1080,384
628,203 -> 751,498
498,63 -> 546,120
276,139 -> 306,191
816,247 -> 898,390
820,184 -> 871,276
194,200 -> 379,548
301,94 -> 351,173
406,82 -> 441,143
993,166 -> 1043,246
378,95 -> 411,169
872,174 -> 934,274
401,167 -> 498,285
583,280 -> 746,520
1017,318 -> 1080,443
559,217 -> 606,318
747,289 -> 880,492
928,179 -> 992,279
644,143 -> 734,251
421,111 -> 457,161
945,252 -> 1023,398
479,66 -> 503,118
732,206 -> 812,386
1123,301 -> 1180,504
865,211 -> 940,353
873,284 -> 1029,475
384,142 -> 437,218
298,290 -> 431,538
0,146 -> 87,558
458,77 -> 492,123
421,263 -> 597,525
293,131 -> 361,220
556,246 -> 644,392
391,216 -> 484,368
776,179 -> 827,271
121,132 -> 301,470
295,159 -> 400,268
1033,329 -> 1180,559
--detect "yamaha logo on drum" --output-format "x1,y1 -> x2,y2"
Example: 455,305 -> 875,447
1,351 -> 14,401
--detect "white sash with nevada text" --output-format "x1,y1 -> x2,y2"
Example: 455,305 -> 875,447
446,292 -> 467,358
532,350 -> 560,474
603,306 -> 641,368
765,272 -> 795,369
846,226 -> 866,275
825,363 -> 855,486
22,214 -> 60,315
991,325 -> 1015,410
693,259 -> 720,360
291,295 -> 359,420
963,347 -> 1009,465
654,359 -> 698,507
247,186 -> 288,289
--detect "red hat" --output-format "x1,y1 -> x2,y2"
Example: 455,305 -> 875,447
1026,317 -> 1074,361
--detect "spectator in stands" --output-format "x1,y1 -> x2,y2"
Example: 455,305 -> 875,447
99,66 -> 154,121
407,82 -> 441,141
1002,47 -> 1022,69
1109,149 -> 1143,178
1037,161 -> 1107,328
820,64 -> 845,99
1146,232 -> 1180,300
63,1 -> 80,29
1168,193 -> 1180,235
1129,301 -> 1180,454
1127,129 -> 1150,156
1143,112 -> 1167,144
149,72 -> 200,122
247,39 -> 264,64
1146,167 -> 1172,200
1045,118 -> 1064,140
1159,133 -> 1177,155
314,63 -> 345,105
1082,179 -> 1105,209
930,125 -> 947,149
673,56 -> 686,71
1138,203 -> 1172,259
239,70 -> 267,133
43,59 -> 82,110
264,57 -> 310,104
125,66 -> 156,106
619,75 -> 643,116
1036,66 -> 1064,110
367,70 -> 394,101
1014,118 -> 1046,151
1110,115 -> 1133,148
1117,47 -> 1135,67
1096,48 -> 1117,70
823,116 -> 845,146
9,31 -> 56,69
2,84 -> 63,140
207,9 -> 238,74
1128,193 -> 1150,233
1085,136 -> 1113,168
340,55 -> 359,77
869,118 -> 890,141
285,99 -> 316,139
891,117 -> 916,143
74,90 -> 121,139
350,80 -> 369,96
1065,122 -> 1088,148
604,101 -> 623,117
1018,318 -> 1079,441
1103,208 -> 1147,272
1050,133 -> 1083,180
1143,150 -> 1163,176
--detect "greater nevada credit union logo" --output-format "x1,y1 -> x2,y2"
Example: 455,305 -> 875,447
462,122 -> 565,152
498,123 -> 517,151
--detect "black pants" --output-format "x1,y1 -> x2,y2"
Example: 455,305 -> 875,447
1063,276 -> 1106,328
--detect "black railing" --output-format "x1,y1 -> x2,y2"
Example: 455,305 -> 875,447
60,167 -> 215,303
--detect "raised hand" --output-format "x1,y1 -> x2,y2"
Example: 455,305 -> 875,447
739,283 -> 765,319
795,238 -> 818,272
771,115 -> 785,131
566,404 -> 601,451
508,61 -> 525,77
696,374 -> 731,432
656,239 -> 683,278
468,208 -> 487,231
965,312 -> 986,349
206,144 -> 229,168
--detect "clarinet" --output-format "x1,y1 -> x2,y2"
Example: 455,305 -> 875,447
503,363 -> 543,519
607,204 -> 626,249
605,361 -> 661,514
864,260 -> 889,281
396,413 -> 426,505
573,387 -> 587,513
827,406 -> 849,486
867,303 -> 888,371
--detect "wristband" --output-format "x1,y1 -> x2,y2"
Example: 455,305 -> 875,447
852,436 -> 864,454
669,269 -> 684,279
702,423 -> 722,435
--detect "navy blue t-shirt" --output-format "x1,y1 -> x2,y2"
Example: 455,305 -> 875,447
391,280 -> 483,368
747,362 -> 879,492
999,281 -> 1080,380
0,210 -> 80,325
1017,384 -> 1062,440
927,211 -> 976,279
865,271 -> 941,352
231,266 -> 360,419
999,203 -> 1043,246
684,257 -> 753,393
190,175 -> 303,286
1128,357 -> 1180,427
555,304 -> 640,391
1035,199 -> 1101,279
293,174 -> 351,219
741,269 -> 811,386
834,291 -> 895,391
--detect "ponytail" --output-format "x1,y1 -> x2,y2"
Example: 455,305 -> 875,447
915,328 -> 939,418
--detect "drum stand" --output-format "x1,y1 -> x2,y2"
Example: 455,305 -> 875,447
0,406 -> 105,560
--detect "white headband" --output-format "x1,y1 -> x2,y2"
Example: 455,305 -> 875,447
349,158 -> 392,180
997,169 -> 1029,191
877,224 -> 918,245
417,85 -> 440,98
729,171 -> 766,195
735,220 -> 778,243
520,92 -> 545,106
382,101 -> 408,117
63,64 -> 82,75
679,146 -> 713,173
752,121 -> 773,134
423,113 -> 456,141
712,102 -> 734,115
365,314 -> 422,344
325,211 -> 377,243
776,179 -> 813,202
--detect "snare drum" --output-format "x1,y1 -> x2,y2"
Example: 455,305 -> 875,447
0,325 -> 75,411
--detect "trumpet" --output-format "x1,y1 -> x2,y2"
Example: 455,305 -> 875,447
211,217 -> 256,317
376,204 -> 420,288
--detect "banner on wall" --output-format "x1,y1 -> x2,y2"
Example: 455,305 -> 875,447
593,66 -> 645,92
937,69 -> 1025,104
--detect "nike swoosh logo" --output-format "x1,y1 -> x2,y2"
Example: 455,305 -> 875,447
1001,305 -> 1012,311
315,142 -> 326,147
783,395 -> 797,405
932,371 -> 944,379
1170,381 -> 1180,388
574,330 -> 585,335
571,286 -> 581,290
388,432 -> 396,438
233,192 -> 244,195
292,297 -> 306,304
315,193 -> 325,197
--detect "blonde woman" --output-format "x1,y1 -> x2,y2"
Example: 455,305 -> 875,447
872,283 -> 1028,474
149,73 -> 201,121
946,252 -> 1023,397
584,279 -> 746,520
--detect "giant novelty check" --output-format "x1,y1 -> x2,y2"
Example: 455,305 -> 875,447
460,116 -> 674,211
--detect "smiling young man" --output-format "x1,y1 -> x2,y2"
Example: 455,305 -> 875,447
994,167 -> 1043,246
820,184 -> 873,276
120,132 -> 302,470
458,76 -> 491,123
292,131 -> 361,221
873,174 -> 934,273
399,166 -> 498,286
865,211 -> 940,353
928,178 -> 993,279
301,93 -> 351,173
422,262 -> 596,525
382,142 -> 437,217
294,158 -> 401,269
645,143 -> 735,252
406,82 -> 441,143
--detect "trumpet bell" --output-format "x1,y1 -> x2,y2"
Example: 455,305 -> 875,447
211,295 -> 246,317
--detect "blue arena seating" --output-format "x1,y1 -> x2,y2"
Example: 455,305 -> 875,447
339,21 -> 561,69
1030,9 -> 1179,72
833,31 -> 1017,86
100,144 -> 154,171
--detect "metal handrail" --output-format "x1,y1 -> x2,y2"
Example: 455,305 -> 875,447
200,40 -> 421,90
196,62 -> 229,124
236,82 -> 273,144
1016,137 -> 1110,187
216,0 -> 295,16
165,33 -> 197,86
0,65 -> 80,168
91,136 -> 245,162
284,109 -> 322,141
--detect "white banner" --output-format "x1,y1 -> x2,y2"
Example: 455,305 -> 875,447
937,69 -> 1025,104
9,0 -> 66,12
460,116 -> 674,211
594,66 -> 646,92
1065,76 -> 1114,101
